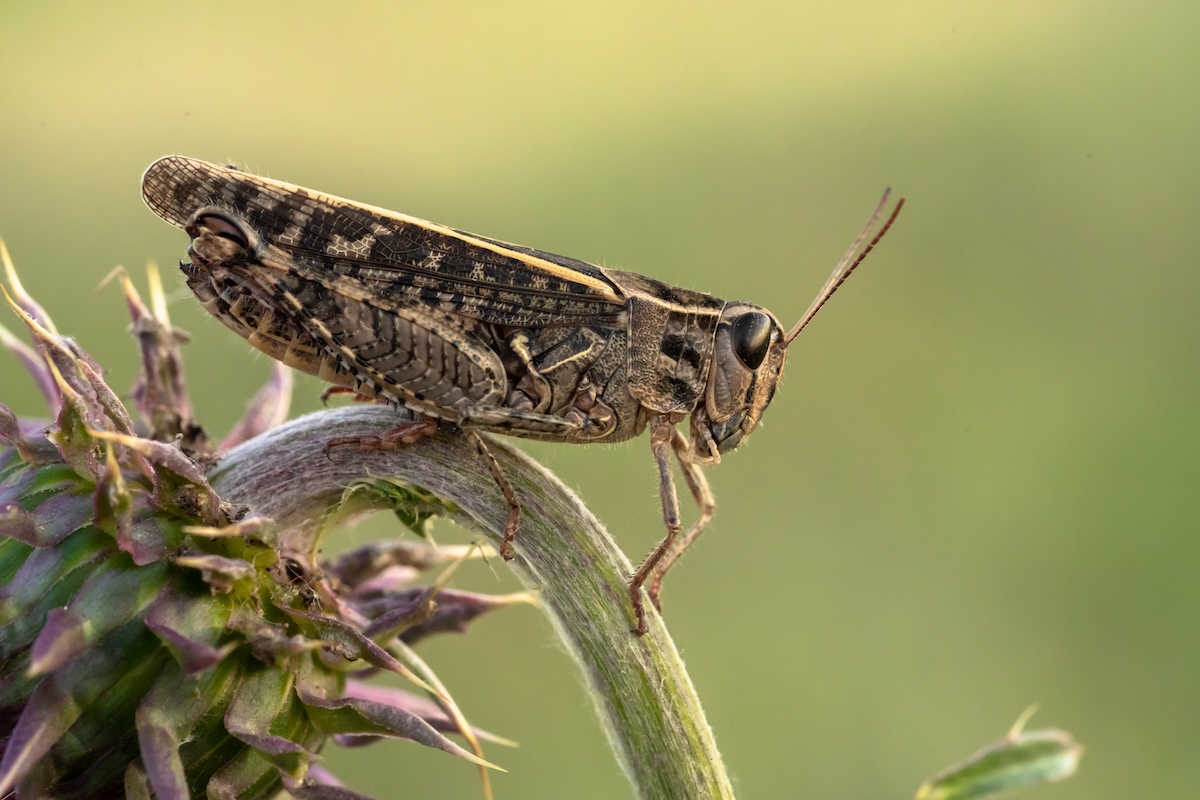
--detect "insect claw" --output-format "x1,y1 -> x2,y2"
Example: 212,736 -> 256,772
630,590 -> 646,637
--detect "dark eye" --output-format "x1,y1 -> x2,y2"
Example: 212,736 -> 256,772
188,210 -> 250,249
730,311 -> 773,370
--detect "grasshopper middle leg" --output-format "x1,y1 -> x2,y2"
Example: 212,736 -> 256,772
465,429 -> 522,559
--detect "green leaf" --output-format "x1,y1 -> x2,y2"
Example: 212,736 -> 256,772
917,709 -> 1083,800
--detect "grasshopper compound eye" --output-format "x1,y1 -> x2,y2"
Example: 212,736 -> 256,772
729,310 -> 773,370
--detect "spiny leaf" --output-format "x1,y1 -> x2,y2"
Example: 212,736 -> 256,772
296,686 -> 502,771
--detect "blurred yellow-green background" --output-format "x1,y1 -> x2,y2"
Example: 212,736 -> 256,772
3,2 -> 1198,798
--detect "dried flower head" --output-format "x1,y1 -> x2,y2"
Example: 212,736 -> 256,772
0,248 -> 518,799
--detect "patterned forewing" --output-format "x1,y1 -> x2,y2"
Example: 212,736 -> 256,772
142,156 -> 627,327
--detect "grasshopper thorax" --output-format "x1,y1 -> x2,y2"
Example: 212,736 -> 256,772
699,302 -> 788,456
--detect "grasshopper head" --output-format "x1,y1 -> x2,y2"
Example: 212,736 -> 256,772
700,304 -> 788,455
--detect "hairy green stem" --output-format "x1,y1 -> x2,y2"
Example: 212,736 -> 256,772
208,404 -> 735,800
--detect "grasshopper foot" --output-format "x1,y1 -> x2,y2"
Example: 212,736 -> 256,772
497,502 -> 521,560
320,386 -> 377,406
323,415 -> 439,460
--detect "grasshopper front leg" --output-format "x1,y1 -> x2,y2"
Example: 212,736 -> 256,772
629,416 -> 681,635
628,417 -> 717,635
648,429 -> 715,607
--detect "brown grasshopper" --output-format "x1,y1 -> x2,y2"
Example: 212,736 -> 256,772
142,156 -> 902,634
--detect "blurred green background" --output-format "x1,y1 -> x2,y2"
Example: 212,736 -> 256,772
3,2 -> 1198,798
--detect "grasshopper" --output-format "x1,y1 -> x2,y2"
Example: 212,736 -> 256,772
142,156 -> 902,635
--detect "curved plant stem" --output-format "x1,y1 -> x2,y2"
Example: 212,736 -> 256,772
208,404 -> 735,800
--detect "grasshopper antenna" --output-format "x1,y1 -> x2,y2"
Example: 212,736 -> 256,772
783,190 -> 905,347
